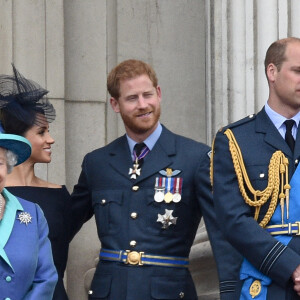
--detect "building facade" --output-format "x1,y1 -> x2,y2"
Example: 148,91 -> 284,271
1,1 -> 300,299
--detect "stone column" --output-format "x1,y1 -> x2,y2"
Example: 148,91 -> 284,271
207,1 -> 300,298
2,1 -> 300,299
0,0 -> 66,183
208,0 -> 300,137
63,1 -> 106,299
65,0 -> 216,299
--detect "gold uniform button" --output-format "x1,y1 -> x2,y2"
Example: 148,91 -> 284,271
131,212 -> 138,219
88,290 -> 93,295
129,240 -> 137,247
179,292 -> 184,298
101,199 -> 106,205
132,185 -> 139,191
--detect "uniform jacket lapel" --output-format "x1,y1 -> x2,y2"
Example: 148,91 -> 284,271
108,135 -> 134,181
256,108 -> 293,158
135,127 -> 175,184
107,127 -> 175,183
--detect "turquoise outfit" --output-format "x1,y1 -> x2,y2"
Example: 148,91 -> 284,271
0,188 -> 57,299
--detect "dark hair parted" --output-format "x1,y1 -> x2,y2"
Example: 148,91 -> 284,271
107,59 -> 158,99
264,37 -> 300,77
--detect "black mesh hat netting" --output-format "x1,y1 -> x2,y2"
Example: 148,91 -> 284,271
0,64 -> 56,127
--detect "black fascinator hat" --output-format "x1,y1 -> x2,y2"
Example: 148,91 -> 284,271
0,64 -> 56,130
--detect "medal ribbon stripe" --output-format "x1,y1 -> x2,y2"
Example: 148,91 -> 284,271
155,177 -> 165,191
173,178 -> 178,193
178,178 -> 183,194
133,146 -> 150,161
166,177 -> 172,193
155,177 -> 159,188
173,177 -> 183,193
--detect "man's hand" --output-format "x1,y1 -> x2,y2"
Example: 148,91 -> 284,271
292,265 -> 300,295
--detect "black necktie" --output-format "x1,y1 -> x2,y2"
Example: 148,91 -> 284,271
134,142 -> 147,167
284,119 -> 295,152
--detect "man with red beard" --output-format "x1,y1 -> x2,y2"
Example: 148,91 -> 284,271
70,59 -> 239,300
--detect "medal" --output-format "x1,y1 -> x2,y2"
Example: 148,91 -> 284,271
154,177 -> 165,202
17,212 -> 32,225
249,280 -> 261,298
173,193 -> 181,203
129,160 -> 141,179
157,209 -> 177,229
129,145 -> 150,179
164,177 -> 173,203
154,169 -> 183,204
164,192 -> 173,203
172,177 -> 182,203
154,190 -> 165,202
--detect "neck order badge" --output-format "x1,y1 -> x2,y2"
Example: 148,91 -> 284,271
129,143 -> 150,179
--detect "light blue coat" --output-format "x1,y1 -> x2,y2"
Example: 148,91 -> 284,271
0,188 -> 57,300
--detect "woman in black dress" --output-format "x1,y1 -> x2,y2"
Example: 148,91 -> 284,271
0,64 -> 71,300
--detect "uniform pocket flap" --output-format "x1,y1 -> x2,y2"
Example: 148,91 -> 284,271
89,274 -> 112,298
151,276 -> 185,299
92,190 -> 123,206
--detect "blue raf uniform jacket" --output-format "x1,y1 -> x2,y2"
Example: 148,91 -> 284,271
71,125 -> 241,300
213,108 -> 300,299
0,188 -> 58,300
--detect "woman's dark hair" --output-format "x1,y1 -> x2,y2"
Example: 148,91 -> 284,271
0,110 -> 31,136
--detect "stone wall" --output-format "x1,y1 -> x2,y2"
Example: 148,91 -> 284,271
1,1 -> 300,299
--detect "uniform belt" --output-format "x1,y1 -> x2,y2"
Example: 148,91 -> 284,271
99,248 -> 189,268
265,222 -> 300,236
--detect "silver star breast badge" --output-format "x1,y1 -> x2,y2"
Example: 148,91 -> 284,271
157,209 -> 177,229
17,212 -> 32,225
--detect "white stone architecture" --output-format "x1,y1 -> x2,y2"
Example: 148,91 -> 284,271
1,1 -> 299,299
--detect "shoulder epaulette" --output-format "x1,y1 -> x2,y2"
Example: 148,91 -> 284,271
218,114 -> 256,133
212,114 -> 256,190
